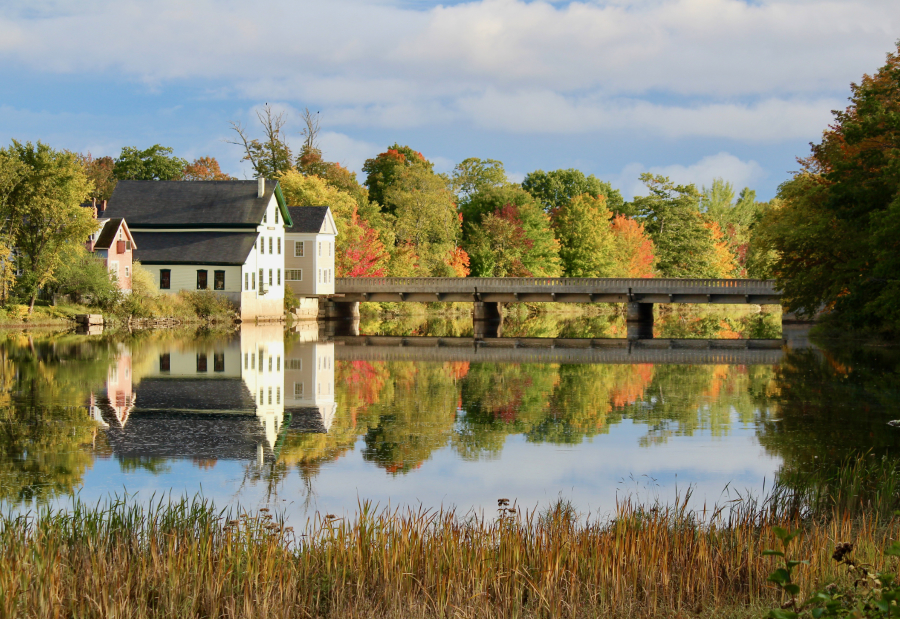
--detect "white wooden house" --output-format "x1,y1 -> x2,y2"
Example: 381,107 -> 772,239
104,179 -> 292,321
284,206 -> 337,298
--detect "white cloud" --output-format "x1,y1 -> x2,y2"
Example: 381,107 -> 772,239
617,152 -> 767,199
318,131 -> 380,175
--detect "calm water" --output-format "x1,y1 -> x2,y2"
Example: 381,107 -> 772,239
1,312 -> 898,523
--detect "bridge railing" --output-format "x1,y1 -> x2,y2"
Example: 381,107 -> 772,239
336,277 -> 778,293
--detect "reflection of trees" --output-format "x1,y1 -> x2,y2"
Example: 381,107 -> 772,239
359,313 -> 473,337
756,348 -> 900,478
0,334 -> 112,504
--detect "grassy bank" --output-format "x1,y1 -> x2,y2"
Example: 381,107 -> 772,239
1,455 -> 897,618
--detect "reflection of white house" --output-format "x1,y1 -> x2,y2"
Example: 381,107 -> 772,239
90,343 -> 136,427
103,179 -> 292,321
284,324 -> 336,432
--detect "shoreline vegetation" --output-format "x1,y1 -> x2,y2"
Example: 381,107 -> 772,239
1,454 -> 897,618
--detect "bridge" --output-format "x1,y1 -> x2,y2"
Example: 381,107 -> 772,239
333,336 -> 787,365
323,277 -> 787,337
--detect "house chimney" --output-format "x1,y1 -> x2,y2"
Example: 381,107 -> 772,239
258,177 -> 265,198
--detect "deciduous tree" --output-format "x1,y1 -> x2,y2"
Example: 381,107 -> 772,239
551,194 -> 616,277
610,216 -> 656,278
362,144 -> 433,212
450,158 -> 508,203
180,156 -> 233,181
522,168 -> 626,216
113,145 -> 187,181
228,105 -> 293,178
80,153 -> 116,200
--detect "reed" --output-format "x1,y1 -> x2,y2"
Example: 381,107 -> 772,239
0,456 -> 897,619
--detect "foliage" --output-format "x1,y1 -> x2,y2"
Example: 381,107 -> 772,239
79,153 -> 117,200
522,168 -> 626,216
761,42 -> 900,332
450,157 -> 508,203
384,165 -> 460,276
466,205 -> 535,277
180,156 -> 233,181
52,244 -> 119,307
181,290 -> 237,319
631,173 -> 725,278
0,141 -> 96,311
610,215 -> 656,277
700,179 -> 766,276
551,193 -> 616,277
362,143 -> 433,212
113,144 -> 187,181
445,246 -> 471,278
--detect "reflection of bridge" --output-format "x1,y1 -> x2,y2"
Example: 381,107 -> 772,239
327,277 -> 787,334
334,336 -> 786,365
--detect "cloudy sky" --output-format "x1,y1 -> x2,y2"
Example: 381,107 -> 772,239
1,0 -> 897,199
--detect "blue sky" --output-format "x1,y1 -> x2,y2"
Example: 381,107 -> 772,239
1,0 -> 898,199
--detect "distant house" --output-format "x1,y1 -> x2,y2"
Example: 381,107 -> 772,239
103,179 -> 293,321
86,218 -> 136,292
284,206 -> 337,298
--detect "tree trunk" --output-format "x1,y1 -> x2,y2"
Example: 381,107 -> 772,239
28,294 -> 36,314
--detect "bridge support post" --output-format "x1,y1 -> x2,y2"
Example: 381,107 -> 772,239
626,302 -> 654,340
319,299 -> 360,321
473,302 -> 502,338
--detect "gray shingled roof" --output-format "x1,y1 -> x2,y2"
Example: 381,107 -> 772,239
286,206 -> 328,233
93,218 -> 124,249
132,231 -> 257,265
105,180 -> 277,227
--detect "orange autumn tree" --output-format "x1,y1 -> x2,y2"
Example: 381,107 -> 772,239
610,215 -> 656,277
180,156 -> 233,180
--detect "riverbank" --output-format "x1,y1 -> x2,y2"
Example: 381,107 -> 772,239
2,454 -> 896,618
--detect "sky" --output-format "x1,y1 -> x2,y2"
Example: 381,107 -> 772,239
1,0 -> 898,200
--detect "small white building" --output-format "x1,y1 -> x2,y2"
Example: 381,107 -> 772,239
284,206 -> 337,298
104,179 -> 292,321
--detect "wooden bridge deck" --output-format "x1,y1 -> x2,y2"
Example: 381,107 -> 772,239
335,277 -> 781,305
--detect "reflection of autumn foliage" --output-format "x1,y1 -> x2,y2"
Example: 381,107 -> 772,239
447,362 -> 470,382
191,458 -> 217,470
338,360 -> 390,410
610,364 -> 654,408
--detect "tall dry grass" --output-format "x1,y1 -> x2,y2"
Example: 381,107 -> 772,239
1,457 -> 898,618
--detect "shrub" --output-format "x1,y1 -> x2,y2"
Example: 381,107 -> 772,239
181,290 -> 236,320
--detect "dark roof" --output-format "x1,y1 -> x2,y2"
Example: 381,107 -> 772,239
132,231 -> 257,265
286,206 -> 328,233
93,218 -> 124,249
134,378 -> 257,411
105,180 -> 278,227
285,406 -> 329,433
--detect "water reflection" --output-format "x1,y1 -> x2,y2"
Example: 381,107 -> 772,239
1,323 -> 898,518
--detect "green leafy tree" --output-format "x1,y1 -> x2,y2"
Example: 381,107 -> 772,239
551,194 -> 617,277
0,151 -> 26,303
362,144 -> 434,212
385,165 -> 459,276
522,168 -> 626,215
228,105 -> 294,178
465,205 -> 534,277
451,157 -> 508,203
51,244 -> 119,307
0,141 -> 96,312
113,145 -> 187,181
80,153 -> 117,200
631,173 -> 722,278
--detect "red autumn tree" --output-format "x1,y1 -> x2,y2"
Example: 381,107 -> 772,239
180,156 -> 233,181
336,205 -> 389,278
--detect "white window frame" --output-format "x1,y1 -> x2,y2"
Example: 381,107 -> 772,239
294,241 -> 304,257
286,269 -> 303,281
293,382 -> 304,398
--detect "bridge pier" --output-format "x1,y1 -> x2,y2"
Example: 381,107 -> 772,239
626,302 -> 654,340
319,299 -> 360,321
473,302 -> 503,338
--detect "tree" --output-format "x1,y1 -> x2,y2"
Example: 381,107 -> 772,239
450,158 -> 508,203
384,165 -> 459,276
228,105 -> 293,178
362,144 -> 433,211
0,141 -> 96,311
113,145 -> 187,181
631,174 -> 723,278
180,156 -> 233,181
80,153 -> 116,200
459,184 -> 562,277
760,42 -> 900,331
700,179 -> 764,276
0,151 -> 26,303
466,205 -> 535,277
610,216 -> 656,278
522,168 -> 626,215
52,244 -> 119,306
551,194 -> 617,277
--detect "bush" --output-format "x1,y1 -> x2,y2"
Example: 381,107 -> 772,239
181,290 -> 236,320
53,245 -> 120,308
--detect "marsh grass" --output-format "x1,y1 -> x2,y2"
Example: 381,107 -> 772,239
1,455 -> 898,618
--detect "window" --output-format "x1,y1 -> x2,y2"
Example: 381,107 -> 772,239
276,356 -> 281,371
159,354 -> 170,372
251,353 -> 255,370
263,211 -> 267,224
259,237 -> 264,254
125,266 -> 130,278
258,348 -> 264,373
277,238 -> 281,254
197,270 -> 208,290
259,389 -> 264,405
275,209 -> 279,224
126,240 -> 132,251
268,356 -> 272,372
109,260 -> 118,274
245,273 -> 249,290
196,353 -> 208,372
214,270 -> 225,290
294,241 -> 304,257
286,269 -> 302,281
294,382 -> 304,398
251,272 -> 256,290
277,269 -> 281,285
258,269 -> 264,290
276,386 -> 281,405
160,269 -> 171,290
288,359 -> 302,370
268,387 -> 272,405
268,237 -> 273,254
329,242 -> 332,257
244,352 -> 248,370
318,269 -> 322,283
214,353 -> 225,372
269,269 -> 273,286
318,242 -> 322,256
